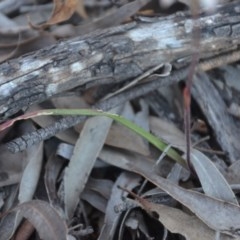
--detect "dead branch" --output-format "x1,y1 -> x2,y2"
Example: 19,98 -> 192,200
1,0 -> 240,121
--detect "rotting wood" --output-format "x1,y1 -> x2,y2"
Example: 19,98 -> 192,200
1,1 -> 240,121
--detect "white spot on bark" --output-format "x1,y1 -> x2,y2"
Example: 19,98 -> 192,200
184,19 -> 193,33
48,67 -> 60,74
46,53 -> 103,96
45,84 -> 57,96
200,0 -> 218,11
88,52 -> 103,65
206,18 -> 214,25
20,59 -> 51,72
128,21 -> 182,49
70,62 -> 84,73
0,81 -> 17,98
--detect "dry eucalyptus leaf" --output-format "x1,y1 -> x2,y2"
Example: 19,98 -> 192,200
51,95 -> 90,110
228,102 -> 240,119
0,12 -> 17,28
51,95 -> 89,136
81,178 -> 114,212
64,106 -> 122,219
0,212 -> 19,240
17,121 -> 43,203
144,174 -> 240,237
0,121 -> 43,188
221,65 -> 240,92
12,200 -> 67,240
124,210 -> 152,239
86,177 -> 113,199
99,148 -> 240,237
81,189 -> 108,213
18,141 -> 43,203
105,101 -> 150,155
167,163 -> 188,184
29,0 -> 78,29
98,172 -> 141,240
44,154 -> 66,208
0,43 -> 19,63
190,149 -> 238,205
52,24 -> 77,38
106,100 -> 150,156
137,198 -> 233,240
105,124 -> 150,156
76,0 -> 88,19
57,143 -> 74,159
149,116 -> 186,148
74,0 -> 151,36
192,72 -> 240,163
225,161 -> 240,184
134,99 -> 149,132
150,116 -> 237,205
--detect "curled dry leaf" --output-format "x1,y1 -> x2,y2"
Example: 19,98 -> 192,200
29,0 -> 78,29
6,200 -> 68,240
98,172 -> 141,240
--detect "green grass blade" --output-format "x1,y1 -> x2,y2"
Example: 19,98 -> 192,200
51,109 -> 186,166
0,108 -> 186,166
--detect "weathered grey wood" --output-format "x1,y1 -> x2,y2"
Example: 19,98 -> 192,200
192,72 -> 240,163
1,0 -> 240,121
